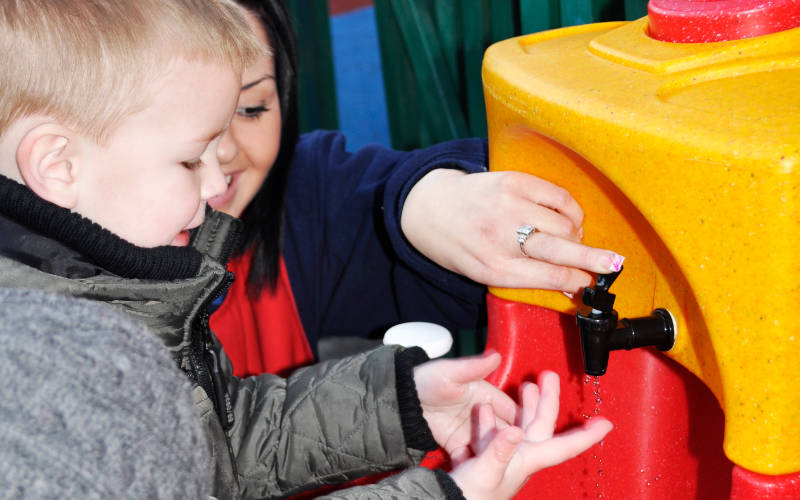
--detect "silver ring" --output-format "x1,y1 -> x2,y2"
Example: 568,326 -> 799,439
516,224 -> 536,257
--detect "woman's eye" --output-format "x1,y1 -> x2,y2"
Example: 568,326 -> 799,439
181,159 -> 203,170
236,105 -> 269,119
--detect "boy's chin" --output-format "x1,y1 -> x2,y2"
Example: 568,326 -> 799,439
170,230 -> 191,247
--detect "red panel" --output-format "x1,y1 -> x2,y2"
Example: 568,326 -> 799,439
328,0 -> 373,15
485,294 -> 733,499
731,467 -> 800,500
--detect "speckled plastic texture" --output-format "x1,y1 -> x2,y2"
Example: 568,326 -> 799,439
482,18 -> 799,475
648,0 -> 800,43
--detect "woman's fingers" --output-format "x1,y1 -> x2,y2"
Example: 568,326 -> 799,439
512,173 -> 585,230
484,257 -> 593,292
514,204 -> 580,242
519,231 -> 625,276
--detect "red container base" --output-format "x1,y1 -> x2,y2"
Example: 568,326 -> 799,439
485,294 -> 733,499
731,467 -> 800,500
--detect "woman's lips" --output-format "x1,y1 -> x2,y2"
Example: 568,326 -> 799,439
208,171 -> 241,210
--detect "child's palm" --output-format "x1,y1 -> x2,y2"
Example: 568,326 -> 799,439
414,353 -> 517,463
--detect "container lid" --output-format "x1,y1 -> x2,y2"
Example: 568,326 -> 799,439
383,322 -> 453,358
648,0 -> 800,43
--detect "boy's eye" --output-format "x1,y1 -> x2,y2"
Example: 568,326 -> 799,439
236,105 -> 269,119
182,159 -> 203,170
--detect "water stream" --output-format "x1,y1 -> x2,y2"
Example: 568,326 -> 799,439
583,375 -> 605,498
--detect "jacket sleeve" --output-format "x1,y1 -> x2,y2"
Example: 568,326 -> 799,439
317,467 -> 466,500
225,344 -> 447,499
283,131 -> 490,357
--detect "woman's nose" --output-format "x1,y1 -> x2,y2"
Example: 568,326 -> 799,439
216,128 -> 239,165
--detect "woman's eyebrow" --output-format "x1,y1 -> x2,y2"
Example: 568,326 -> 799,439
241,74 -> 275,90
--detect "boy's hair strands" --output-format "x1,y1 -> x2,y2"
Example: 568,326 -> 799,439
0,0 -> 266,143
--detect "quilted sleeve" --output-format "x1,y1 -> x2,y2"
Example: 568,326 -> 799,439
226,346 -> 429,498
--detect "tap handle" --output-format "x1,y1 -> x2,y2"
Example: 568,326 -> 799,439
581,266 -> 623,314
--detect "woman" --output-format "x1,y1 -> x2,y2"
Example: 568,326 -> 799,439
209,0 -> 623,377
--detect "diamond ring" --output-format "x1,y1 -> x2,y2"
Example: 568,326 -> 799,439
516,224 -> 536,257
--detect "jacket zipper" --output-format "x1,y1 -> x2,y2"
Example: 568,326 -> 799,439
187,270 -> 236,431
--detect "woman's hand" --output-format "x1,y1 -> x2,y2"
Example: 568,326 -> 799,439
401,169 -> 624,294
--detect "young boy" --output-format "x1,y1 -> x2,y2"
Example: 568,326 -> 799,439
0,1 -> 611,499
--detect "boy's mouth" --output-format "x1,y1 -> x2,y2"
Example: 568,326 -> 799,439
170,230 -> 191,247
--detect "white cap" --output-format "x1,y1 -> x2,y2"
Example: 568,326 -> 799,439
383,322 -> 453,359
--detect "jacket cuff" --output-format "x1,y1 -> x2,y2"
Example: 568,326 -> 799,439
383,138 -> 489,299
433,469 -> 467,500
395,347 -> 437,452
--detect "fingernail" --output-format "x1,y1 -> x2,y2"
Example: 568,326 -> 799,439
607,253 -> 625,272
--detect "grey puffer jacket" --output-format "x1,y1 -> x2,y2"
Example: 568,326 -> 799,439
0,175 -> 464,499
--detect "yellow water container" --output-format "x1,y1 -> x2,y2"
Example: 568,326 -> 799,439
483,18 -> 799,474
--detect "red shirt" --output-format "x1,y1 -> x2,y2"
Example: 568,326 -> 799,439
210,252 -> 313,377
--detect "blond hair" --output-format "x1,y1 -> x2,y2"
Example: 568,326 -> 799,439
0,0 -> 265,142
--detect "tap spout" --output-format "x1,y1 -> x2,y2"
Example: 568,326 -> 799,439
576,267 -> 676,376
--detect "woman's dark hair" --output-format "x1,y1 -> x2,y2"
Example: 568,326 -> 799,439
234,0 -> 299,296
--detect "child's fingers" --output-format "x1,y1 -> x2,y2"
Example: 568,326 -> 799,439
443,353 -> 519,425
517,381 -> 539,429
473,426 -> 525,487
471,403 -> 498,457
524,417 -> 613,471
444,351 -> 502,385
525,371 -> 560,442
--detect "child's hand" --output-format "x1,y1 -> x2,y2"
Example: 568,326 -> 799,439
413,351 -> 520,464
449,371 -> 613,500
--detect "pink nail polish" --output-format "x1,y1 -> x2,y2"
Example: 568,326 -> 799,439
608,254 -> 625,272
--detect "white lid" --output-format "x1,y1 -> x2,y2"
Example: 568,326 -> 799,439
383,322 -> 453,359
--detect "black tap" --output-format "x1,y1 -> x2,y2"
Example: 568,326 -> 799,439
576,266 -> 675,376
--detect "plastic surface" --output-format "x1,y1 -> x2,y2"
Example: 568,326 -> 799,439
731,466 -> 800,499
483,18 -> 799,474
485,295 -> 733,499
648,0 -> 800,42
383,322 -> 453,358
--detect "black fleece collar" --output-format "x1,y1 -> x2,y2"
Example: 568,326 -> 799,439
0,175 -> 203,280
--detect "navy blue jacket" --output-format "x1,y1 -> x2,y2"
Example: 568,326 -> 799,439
283,131 -> 489,356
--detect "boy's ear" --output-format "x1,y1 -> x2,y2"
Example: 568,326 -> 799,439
16,123 -> 80,209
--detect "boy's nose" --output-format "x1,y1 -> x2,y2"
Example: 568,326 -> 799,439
200,160 -> 228,200
216,128 -> 238,165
